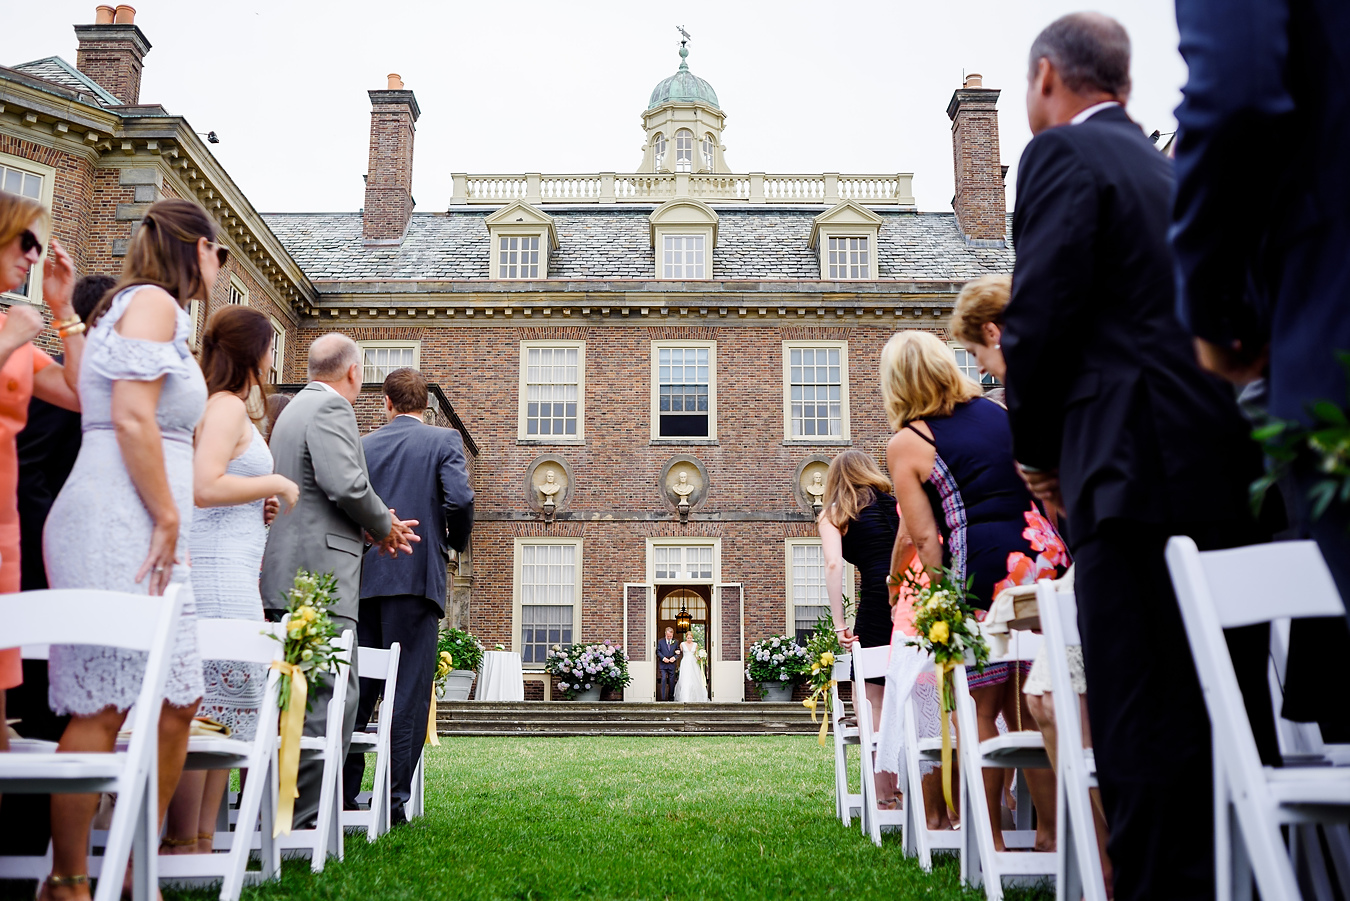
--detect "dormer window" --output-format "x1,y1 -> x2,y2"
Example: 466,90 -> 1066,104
827,237 -> 870,279
702,134 -> 716,172
675,129 -> 694,172
653,133 -> 667,172
484,200 -> 558,280
649,198 -> 719,280
809,200 -> 883,281
663,235 -> 705,278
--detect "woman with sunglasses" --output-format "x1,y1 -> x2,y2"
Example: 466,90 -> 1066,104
0,190 -> 80,757
42,198 -> 220,900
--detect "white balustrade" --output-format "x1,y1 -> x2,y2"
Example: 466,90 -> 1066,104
448,173 -> 914,206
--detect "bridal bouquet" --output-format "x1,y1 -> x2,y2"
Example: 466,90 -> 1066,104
545,640 -> 631,698
902,565 -> 989,812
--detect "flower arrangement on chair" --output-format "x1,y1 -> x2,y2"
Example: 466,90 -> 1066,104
545,641 -> 631,699
267,569 -> 346,835
897,565 -> 990,815
801,614 -> 846,744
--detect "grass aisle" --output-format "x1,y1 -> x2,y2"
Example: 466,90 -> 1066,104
157,735 -> 1049,901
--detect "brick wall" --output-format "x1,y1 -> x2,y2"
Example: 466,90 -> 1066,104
947,83 -> 1006,243
362,90 -> 418,244
74,25 -> 148,105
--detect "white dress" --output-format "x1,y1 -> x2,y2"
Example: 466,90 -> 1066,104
673,640 -> 709,703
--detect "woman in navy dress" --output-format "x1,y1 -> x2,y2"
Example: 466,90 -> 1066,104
882,330 -> 1068,852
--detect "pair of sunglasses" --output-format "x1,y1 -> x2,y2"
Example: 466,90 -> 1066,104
204,240 -> 228,267
19,230 -> 43,258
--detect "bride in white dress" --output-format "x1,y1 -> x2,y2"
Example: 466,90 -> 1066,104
673,636 -> 709,703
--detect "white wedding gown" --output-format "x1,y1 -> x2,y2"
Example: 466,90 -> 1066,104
673,641 -> 709,702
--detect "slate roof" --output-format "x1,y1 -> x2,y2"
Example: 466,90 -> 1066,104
262,208 -> 1014,284
11,56 -> 120,106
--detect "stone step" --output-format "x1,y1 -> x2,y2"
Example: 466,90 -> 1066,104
432,700 -> 823,736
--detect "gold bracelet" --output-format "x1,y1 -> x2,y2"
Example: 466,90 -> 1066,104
52,315 -> 81,330
59,322 -> 86,338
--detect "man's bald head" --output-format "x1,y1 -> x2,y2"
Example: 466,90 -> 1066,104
1029,12 -> 1132,99
308,333 -> 361,383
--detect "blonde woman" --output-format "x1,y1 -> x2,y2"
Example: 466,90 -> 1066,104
881,330 -> 1067,852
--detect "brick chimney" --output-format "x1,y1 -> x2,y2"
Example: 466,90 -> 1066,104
363,74 -> 420,245
74,5 -> 151,105
946,73 -> 1007,245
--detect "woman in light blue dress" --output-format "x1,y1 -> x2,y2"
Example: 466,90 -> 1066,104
41,199 -> 220,899
162,305 -> 298,853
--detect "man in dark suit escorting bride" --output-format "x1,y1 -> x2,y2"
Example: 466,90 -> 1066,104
656,627 -> 679,701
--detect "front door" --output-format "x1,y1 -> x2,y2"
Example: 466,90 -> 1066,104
657,586 -> 711,698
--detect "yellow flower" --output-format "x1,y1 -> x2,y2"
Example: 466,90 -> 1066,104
296,605 -> 316,623
928,620 -> 950,645
820,651 -> 835,667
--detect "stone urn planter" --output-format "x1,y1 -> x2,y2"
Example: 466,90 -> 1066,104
438,669 -> 476,701
572,686 -> 602,702
758,682 -> 795,702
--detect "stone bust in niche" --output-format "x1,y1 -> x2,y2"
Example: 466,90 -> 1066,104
672,471 -> 695,507
806,470 -> 825,509
538,468 -> 562,508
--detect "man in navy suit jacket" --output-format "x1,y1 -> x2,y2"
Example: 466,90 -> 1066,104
1171,0 -> 1350,605
342,367 -> 473,824
1001,14 -> 1274,900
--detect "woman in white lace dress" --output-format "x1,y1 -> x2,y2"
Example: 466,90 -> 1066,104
673,636 -> 709,703
41,200 -> 220,900
163,305 -> 298,854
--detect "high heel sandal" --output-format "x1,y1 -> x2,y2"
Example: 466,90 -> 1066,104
38,874 -> 88,900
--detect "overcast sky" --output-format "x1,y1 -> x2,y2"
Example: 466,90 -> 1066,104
5,1 -> 1185,215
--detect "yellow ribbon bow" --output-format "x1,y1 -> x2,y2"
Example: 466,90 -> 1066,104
937,659 -> 957,815
426,682 -> 440,747
270,660 -> 308,837
803,681 -> 836,746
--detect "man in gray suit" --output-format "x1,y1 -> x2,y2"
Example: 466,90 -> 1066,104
343,367 -> 474,825
262,333 -> 420,829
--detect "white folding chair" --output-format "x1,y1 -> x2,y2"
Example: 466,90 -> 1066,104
1036,580 -> 1108,901
342,641 -> 401,842
126,619 -> 285,900
954,630 -> 1056,899
829,652 -> 863,827
852,642 -> 908,848
265,628 -> 354,872
0,586 -> 184,901
1167,536 -> 1350,901
899,649 -> 962,871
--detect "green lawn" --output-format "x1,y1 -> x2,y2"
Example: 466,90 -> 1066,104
7,736 -> 1055,900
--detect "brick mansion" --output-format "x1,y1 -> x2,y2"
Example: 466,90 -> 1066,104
0,7 -> 1014,701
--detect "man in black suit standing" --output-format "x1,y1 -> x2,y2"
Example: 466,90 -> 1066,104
343,367 -> 474,825
1000,14 -> 1274,900
1170,0 -> 1350,606
656,627 -> 679,701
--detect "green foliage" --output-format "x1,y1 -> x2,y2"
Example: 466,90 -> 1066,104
1251,351 -> 1350,523
269,570 -> 344,713
436,626 -> 485,674
903,565 -> 990,673
745,634 -> 811,685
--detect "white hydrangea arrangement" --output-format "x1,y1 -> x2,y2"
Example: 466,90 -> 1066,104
744,634 -> 811,685
544,640 -> 632,699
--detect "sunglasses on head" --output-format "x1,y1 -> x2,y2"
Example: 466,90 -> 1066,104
204,239 -> 228,267
19,230 -> 43,257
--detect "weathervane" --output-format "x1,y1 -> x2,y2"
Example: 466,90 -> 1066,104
677,25 -> 691,46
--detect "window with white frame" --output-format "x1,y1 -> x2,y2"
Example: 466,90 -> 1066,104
662,235 -> 705,279
702,134 -> 716,171
827,236 -> 870,280
519,343 -> 583,440
789,542 -> 829,642
654,545 -> 714,581
952,347 -> 999,387
359,342 -> 418,383
652,132 -> 667,171
787,344 -> 846,439
655,344 -> 713,438
1,162 -> 45,300
674,129 -> 694,172
498,235 -> 541,279
268,318 -> 286,384
227,278 -> 248,305
517,542 -> 578,665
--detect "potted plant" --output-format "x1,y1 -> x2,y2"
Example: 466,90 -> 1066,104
745,634 -> 810,701
545,641 -> 631,701
436,626 -> 485,701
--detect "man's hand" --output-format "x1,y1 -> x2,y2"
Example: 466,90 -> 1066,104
1194,337 -> 1267,385
263,496 -> 280,526
1018,463 -> 1064,511
376,508 -> 421,557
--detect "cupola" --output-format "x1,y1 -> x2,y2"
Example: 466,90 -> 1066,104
638,33 -> 729,174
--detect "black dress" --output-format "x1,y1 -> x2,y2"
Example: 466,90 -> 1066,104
838,490 -> 900,649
